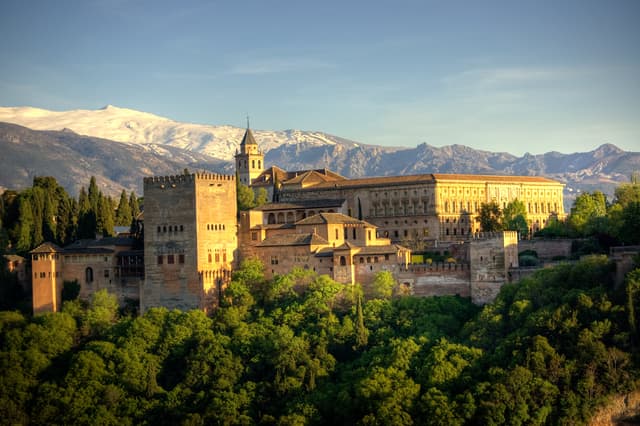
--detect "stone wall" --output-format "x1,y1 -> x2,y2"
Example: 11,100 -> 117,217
518,239 -> 573,260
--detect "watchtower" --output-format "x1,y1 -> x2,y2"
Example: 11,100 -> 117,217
142,172 -> 237,312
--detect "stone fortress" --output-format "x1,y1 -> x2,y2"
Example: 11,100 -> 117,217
30,127 -> 566,314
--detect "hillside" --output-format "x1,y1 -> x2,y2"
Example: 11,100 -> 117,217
0,122 -> 229,195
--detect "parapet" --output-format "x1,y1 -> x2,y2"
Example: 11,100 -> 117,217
144,172 -> 235,186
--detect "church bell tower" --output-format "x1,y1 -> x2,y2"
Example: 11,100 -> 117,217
234,120 -> 264,186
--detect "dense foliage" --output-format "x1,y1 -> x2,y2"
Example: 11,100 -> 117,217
1,257 -> 639,425
0,176 -> 140,255
536,180 -> 640,248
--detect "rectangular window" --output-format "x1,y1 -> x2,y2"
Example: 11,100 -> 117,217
104,270 -> 109,278
251,232 -> 258,241
157,255 -> 163,265
179,254 -> 185,264
167,255 -> 175,264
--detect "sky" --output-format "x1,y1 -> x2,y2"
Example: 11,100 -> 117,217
1,0 -> 639,155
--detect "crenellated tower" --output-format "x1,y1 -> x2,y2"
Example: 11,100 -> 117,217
234,124 -> 264,186
142,172 -> 237,313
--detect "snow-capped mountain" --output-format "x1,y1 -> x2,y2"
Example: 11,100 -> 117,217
0,105 -> 638,208
0,105 -> 368,161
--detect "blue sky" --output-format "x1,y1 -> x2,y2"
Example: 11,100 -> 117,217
1,0 -> 639,155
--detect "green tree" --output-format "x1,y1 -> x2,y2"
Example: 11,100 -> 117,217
620,202 -> 640,245
98,195 -> 115,237
255,187 -> 269,207
115,190 -> 132,226
569,191 -> 607,236
614,176 -> 640,207
371,270 -> 396,299
15,194 -> 34,253
478,201 -> 503,232
237,181 -> 255,211
503,199 -> 529,238
128,191 -> 140,219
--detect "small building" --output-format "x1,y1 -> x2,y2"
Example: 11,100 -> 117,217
30,237 -> 143,315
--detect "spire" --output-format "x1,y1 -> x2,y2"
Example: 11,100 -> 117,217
240,127 -> 258,146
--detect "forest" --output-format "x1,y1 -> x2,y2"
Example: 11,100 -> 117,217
0,254 -> 639,425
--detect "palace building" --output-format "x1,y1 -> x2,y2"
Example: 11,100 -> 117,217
29,126 -> 566,314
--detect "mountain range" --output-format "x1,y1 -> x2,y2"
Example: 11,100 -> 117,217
0,105 -> 638,208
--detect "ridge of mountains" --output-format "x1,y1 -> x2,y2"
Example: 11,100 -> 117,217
0,105 -> 638,208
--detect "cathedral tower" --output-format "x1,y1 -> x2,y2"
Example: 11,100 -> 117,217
235,124 -> 264,186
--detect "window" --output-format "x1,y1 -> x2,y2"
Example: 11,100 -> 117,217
271,256 -> 279,265
335,229 -> 339,239
215,250 -> 220,263
179,254 -> 185,264
180,225 -> 184,231
353,228 -> 356,239
340,256 -> 346,266
385,254 -> 389,261
251,232 -> 258,241
104,269 -> 109,278
359,257 -> 364,264
85,267 -> 94,284
157,255 -> 163,265
167,255 -> 174,264
208,253 -> 212,263
374,257 -> 379,263
368,230 -> 372,240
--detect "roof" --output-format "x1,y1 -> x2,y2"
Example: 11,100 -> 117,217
64,237 -> 136,249
279,172 -> 563,191
252,223 -> 296,230
281,170 -> 345,187
30,242 -> 62,253
252,167 -> 345,187
3,254 -> 25,262
61,247 -> 114,255
254,199 -> 345,211
295,173 -> 436,190
257,232 -> 330,247
432,173 -> 562,184
240,128 -> 258,146
295,212 -> 373,227
334,241 -> 360,251
355,244 -> 409,255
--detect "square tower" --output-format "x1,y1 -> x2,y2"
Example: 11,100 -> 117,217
142,172 -> 237,312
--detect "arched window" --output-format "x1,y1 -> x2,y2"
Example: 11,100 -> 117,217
252,160 -> 255,168
340,256 -> 346,266
268,213 -> 276,224
258,160 -> 261,168
286,212 -> 294,223
85,267 -> 94,284
277,212 -> 285,223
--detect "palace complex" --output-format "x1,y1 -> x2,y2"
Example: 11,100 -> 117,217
30,127 -> 565,314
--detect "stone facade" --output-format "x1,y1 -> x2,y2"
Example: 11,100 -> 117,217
30,238 -> 143,315
243,211 -> 411,286
266,173 -> 564,245
142,172 -> 237,313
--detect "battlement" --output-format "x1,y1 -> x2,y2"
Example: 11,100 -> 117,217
144,172 -> 235,186
469,231 -> 518,241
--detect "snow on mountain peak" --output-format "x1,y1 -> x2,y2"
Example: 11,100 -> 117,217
0,105 -> 363,161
